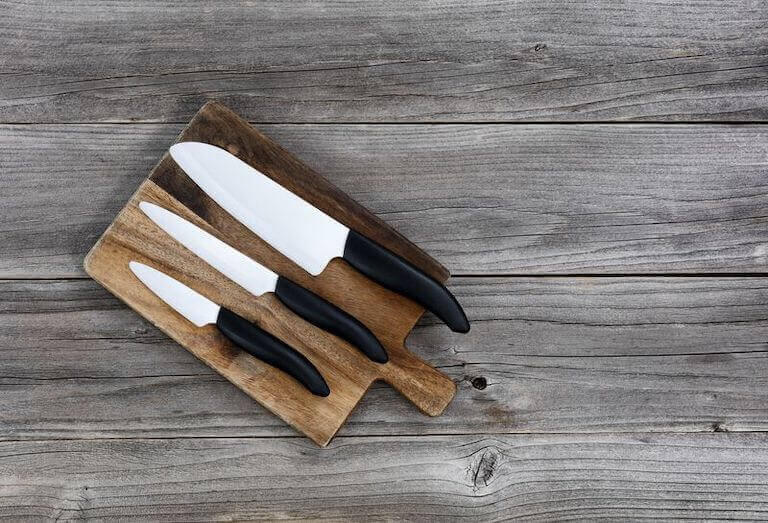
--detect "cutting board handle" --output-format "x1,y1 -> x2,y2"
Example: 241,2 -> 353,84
380,349 -> 456,416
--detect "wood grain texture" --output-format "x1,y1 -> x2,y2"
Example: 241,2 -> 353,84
84,102 -> 456,446
3,0 -> 767,516
4,122 -> 768,278
3,276 -> 768,440
2,0 -> 767,123
1,433 -> 767,520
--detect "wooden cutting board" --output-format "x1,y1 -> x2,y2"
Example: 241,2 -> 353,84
84,101 -> 457,446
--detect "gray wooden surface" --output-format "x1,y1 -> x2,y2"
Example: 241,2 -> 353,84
2,0 -> 768,520
3,434 -> 768,520
5,124 -> 768,277
2,0 -> 767,123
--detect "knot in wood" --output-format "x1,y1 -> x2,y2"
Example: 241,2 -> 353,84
470,446 -> 501,491
471,376 -> 487,390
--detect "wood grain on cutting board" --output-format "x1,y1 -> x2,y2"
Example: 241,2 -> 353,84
84,102 -> 457,446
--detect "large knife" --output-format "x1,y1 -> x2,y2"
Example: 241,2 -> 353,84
169,142 -> 470,333
139,201 -> 388,363
129,261 -> 330,396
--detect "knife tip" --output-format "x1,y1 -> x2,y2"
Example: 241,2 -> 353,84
169,141 -> 212,156
128,260 -> 146,277
138,200 -> 155,213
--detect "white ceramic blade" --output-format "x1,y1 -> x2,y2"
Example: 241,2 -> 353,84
139,201 -> 278,297
169,142 -> 350,276
128,261 -> 220,327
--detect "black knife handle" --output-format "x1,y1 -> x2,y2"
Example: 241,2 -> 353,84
275,277 -> 389,363
215,308 -> 330,397
342,230 -> 469,333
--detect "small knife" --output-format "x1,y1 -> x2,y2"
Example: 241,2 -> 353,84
139,201 -> 388,363
169,142 -> 470,333
129,261 -> 330,396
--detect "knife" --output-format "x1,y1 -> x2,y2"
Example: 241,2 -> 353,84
129,261 -> 330,396
139,201 -> 388,363
169,142 -> 470,333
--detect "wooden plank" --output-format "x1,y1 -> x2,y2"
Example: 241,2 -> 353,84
3,277 -> 768,440
3,123 -> 768,277
2,0 -> 766,123
1,433 -> 767,520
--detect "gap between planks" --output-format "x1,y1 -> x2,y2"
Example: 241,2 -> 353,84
4,273 -> 768,281
1,120 -> 767,126
0,427 -> 754,444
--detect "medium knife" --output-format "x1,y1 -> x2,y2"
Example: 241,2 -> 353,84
139,201 -> 388,363
129,261 -> 330,396
169,142 -> 470,333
